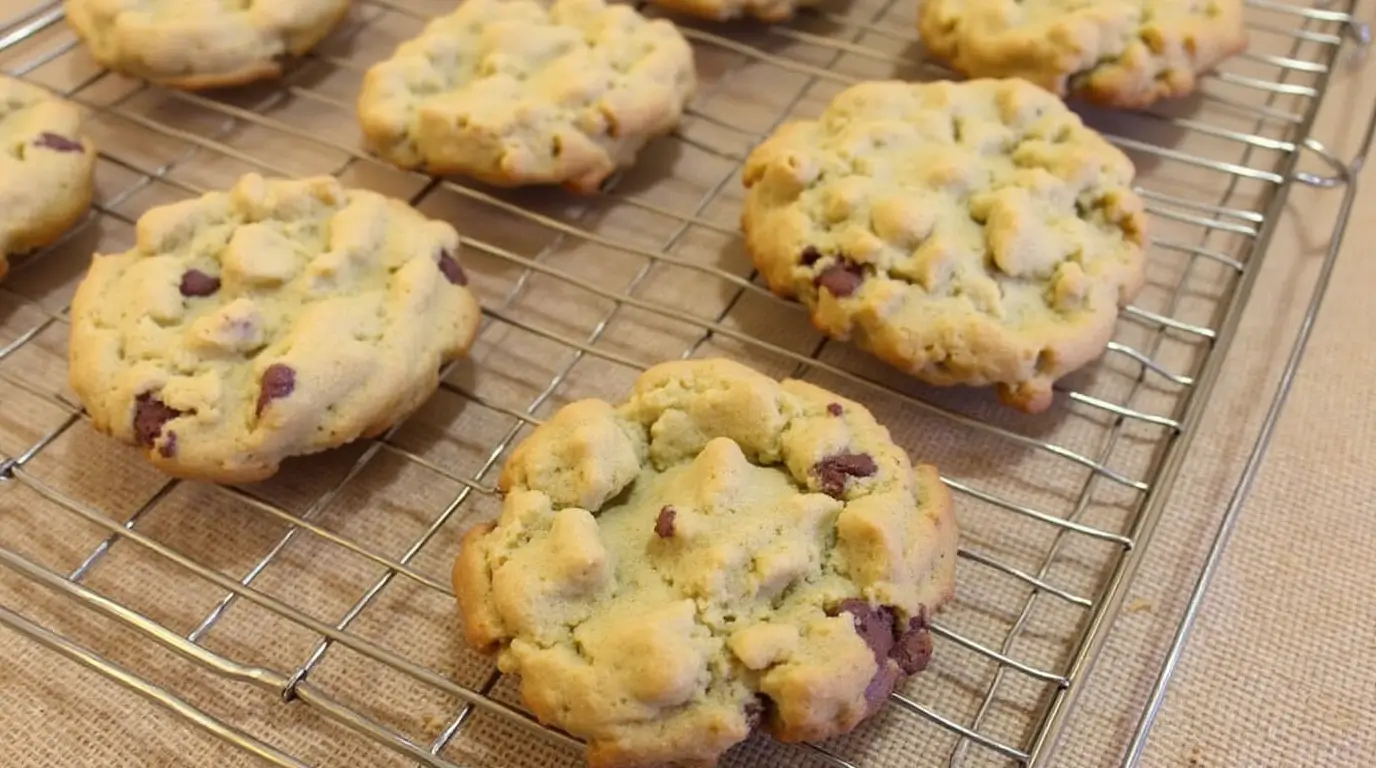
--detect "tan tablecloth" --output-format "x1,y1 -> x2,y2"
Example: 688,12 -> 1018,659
1,0 -> 1374,766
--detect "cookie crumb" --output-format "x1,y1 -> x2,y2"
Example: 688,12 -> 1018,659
1125,597 -> 1154,614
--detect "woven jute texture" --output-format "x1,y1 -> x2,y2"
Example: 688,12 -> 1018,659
1,0 -> 1374,766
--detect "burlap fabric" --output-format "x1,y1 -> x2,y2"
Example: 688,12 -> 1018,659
1,0 -> 1373,766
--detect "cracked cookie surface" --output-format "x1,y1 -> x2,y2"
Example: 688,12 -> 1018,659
0,76 -> 96,282
63,0 -> 351,90
454,358 -> 957,768
68,173 -> 482,482
356,0 -> 696,193
741,79 -> 1147,413
918,0 -> 1247,108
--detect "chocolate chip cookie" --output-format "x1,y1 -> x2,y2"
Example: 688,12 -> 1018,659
454,358 -> 957,767
741,79 -> 1147,413
63,0 -> 351,90
356,0 -> 696,193
919,0 -> 1247,108
0,76 -> 97,281
68,174 -> 482,483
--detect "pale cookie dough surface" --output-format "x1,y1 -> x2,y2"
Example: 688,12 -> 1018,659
63,0 -> 351,90
68,173 -> 482,483
454,358 -> 957,768
919,0 -> 1247,108
742,79 -> 1147,413
0,76 -> 97,282
357,0 -> 696,193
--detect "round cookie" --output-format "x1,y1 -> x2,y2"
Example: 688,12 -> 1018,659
68,173 -> 482,483
741,79 -> 1147,413
454,358 -> 957,768
0,76 -> 97,281
918,0 -> 1248,109
63,0 -> 351,90
356,0 -> 696,193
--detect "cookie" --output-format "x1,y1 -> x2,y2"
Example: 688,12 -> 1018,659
454,358 -> 957,768
918,0 -> 1247,108
356,0 -> 696,193
0,76 -> 97,281
741,79 -> 1147,413
68,173 -> 482,483
63,0 -> 351,90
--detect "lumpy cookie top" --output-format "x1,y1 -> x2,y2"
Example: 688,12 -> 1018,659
356,0 -> 696,193
742,79 -> 1147,413
454,359 -> 957,768
0,76 -> 96,279
919,0 -> 1247,108
68,173 -> 482,483
63,0 -> 350,89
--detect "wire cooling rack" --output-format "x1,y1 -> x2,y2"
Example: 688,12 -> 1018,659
0,0 -> 1371,766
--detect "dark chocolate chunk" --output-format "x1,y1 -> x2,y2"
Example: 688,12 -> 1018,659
654,505 -> 677,538
179,269 -> 221,297
744,694 -> 770,731
134,394 -> 181,447
812,452 -> 878,498
833,598 -> 897,662
800,245 -> 824,266
862,660 -> 900,715
256,363 -> 296,416
158,431 -> 178,459
814,261 -> 865,298
826,402 -> 843,417
33,132 -> 84,153
890,614 -> 934,675
438,249 -> 468,286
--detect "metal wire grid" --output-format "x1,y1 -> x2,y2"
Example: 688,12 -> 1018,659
0,0 -> 1366,766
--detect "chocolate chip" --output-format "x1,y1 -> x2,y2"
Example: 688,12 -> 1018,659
438,249 -> 468,286
33,132 -> 83,153
812,452 -> 878,498
800,245 -> 823,266
256,363 -> 296,416
891,614 -> 934,675
832,598 -> 897,663
862,660 -> 900,715
159,431 -> 178,458
826,402 -> 843,417
814,261 -> 865,298
654,505 -> 676,538
134,394 -> 181,447
744,694 -> 770,731
179,269 -> 221,297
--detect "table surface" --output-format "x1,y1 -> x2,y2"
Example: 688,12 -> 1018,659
2,1 -> 1374,766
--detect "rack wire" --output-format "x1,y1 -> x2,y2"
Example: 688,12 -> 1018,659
0,0 -> 1369,766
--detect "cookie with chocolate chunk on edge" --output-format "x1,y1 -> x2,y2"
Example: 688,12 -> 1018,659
741,78 -> 1147,413
454,358 -> 957,768
0,75 -> 97,281
68,173 -> 482,483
